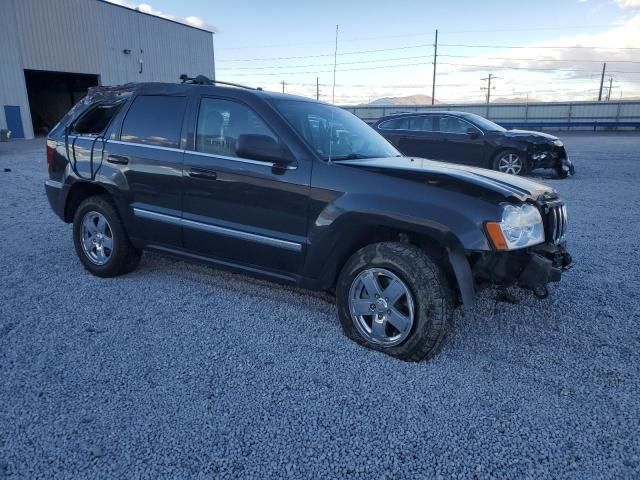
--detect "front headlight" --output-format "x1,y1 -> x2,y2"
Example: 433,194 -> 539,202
553,139 -> 563,147
486,204 -> 545,250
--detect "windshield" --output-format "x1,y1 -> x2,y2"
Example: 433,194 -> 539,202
461,113 -> 506,132
273,100 -> 400,160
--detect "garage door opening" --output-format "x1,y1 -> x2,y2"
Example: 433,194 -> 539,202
24,70 -> 99,136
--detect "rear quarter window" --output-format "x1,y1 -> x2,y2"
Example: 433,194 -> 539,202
378,117 -> 410,131
120,95 -> 186,148
72,103 -> 123,136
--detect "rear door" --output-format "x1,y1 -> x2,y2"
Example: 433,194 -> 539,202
104,94 -> 187,247
398,115 -> 441,159
375,116 -> 409,149
182,95 -> 311,277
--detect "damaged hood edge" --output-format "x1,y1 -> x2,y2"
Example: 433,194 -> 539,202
335,156 -> 556,202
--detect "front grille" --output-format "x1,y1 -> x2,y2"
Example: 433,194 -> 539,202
544,202 -> 568,244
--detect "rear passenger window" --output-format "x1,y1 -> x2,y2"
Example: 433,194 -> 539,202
196,97 -> 277,157
409,116 -> 433,132
121,95 -> 186,148
378,117 -> 409,130
73,103 -> 123,136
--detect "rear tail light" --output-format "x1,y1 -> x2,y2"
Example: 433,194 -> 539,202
46,139 -> 56,172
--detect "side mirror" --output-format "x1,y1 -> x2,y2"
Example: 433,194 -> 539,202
466,127 -> 480,139
236,134 -> 292,165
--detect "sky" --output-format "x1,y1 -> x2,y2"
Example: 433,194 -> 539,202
107,0 -> 640,104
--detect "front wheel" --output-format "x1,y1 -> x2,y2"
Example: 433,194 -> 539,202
493,149 -> 527,176
336,242 -> 453,361
72,195 -> 141,277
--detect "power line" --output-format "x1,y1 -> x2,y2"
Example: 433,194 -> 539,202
223,59 -> 640,76
218,55 -> 640,74
220,55 -> 430,70
437,62 -> 640,74
216,25 -> 623,51
217,43 -> 432,62
219,42 -> 640,63
438,54 -> 640,64
224,61 -> 434,76
440,43 -> 640,50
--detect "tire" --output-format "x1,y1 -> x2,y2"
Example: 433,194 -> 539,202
493,149 -> 527,176
336,242 -> 453,362
72,195 -> 141,277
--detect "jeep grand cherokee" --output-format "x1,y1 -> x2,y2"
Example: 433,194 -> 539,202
44,76 -> 572,361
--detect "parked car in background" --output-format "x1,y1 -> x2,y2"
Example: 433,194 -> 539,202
373,111 -> 575,178
44,77 -> 572,361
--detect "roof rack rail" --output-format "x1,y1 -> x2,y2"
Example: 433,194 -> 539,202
179,74 -> 262,91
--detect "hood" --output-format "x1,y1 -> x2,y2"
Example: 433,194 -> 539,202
335,156 -> 556,202
502,129 -> 559,142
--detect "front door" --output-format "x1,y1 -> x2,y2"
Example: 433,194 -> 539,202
435,115 -> 486,166
182,96 -> 311,278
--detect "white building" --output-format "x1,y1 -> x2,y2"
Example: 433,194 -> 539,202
0,0 -> 215,139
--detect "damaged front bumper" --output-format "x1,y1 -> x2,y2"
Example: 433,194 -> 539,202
529,144 -> 575,175
472,242 -> 573,299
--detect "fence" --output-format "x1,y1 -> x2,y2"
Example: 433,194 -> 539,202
341,100 -> 640,130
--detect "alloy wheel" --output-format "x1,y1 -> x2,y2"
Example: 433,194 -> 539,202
348,267 -> 415,347
80,211 -> 114,265
497,153 -> 523,175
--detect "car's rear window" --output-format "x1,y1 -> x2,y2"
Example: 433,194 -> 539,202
120,95 -> 186,148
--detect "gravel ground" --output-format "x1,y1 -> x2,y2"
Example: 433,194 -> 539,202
1,133 -> 639,479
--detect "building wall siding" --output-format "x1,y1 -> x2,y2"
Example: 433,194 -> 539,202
0,0 -> 214,138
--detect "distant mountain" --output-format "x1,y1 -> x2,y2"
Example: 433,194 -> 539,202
491,97 -> 541,104
363,94 -> 439,106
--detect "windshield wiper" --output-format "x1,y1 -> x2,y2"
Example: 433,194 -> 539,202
330,153 -> 375,161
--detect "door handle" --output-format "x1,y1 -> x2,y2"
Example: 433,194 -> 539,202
106,154 -> 129,165
189,168 -> 217,180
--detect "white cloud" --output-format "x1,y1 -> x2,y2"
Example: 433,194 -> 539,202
616,0 -> 640,8
408,13 -> 640,102
106,0 -> 212,31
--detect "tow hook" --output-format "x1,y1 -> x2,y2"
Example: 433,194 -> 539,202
532,285 -> 549,299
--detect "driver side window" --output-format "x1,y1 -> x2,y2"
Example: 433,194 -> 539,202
196,98 -> 277,158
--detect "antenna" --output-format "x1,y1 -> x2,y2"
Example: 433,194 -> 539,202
332,24 -> 339,104
431,29 -> 438,105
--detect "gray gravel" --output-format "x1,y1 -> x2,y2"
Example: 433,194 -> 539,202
1,133 -> 640,479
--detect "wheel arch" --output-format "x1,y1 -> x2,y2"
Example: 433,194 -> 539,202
63,181 -> 120,223
305,216 -> 474,307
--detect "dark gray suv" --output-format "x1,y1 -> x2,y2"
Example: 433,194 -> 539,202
45,77 -> 572,361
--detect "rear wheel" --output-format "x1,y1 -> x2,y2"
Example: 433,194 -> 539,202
493,149 -> 527,176
72,195 -> 141,277
336,242 -> 453,361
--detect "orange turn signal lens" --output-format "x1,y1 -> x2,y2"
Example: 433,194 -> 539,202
486,222 -> 509,251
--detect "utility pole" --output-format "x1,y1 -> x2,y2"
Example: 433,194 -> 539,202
431,29 -> 438,105
481,74 -> 498,104
606,76 -> 613,101
316,77 -> 319,101
597,62 -> 606,101
332,24 -> 339,104
281,80 -> 286,93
